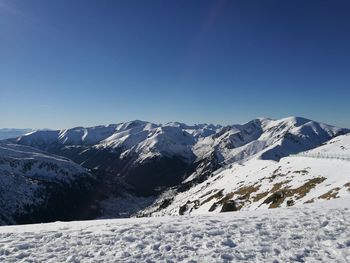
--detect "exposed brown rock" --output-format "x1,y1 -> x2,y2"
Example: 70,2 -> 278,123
200,189 -> 224,206
318,187 -> 340,200
304,199 -> 315,204
263,177 -> 326,208
220,200 -> 238,212
271,180 -> 291,192
344,182 -> 350,191
253,192 -> 269,202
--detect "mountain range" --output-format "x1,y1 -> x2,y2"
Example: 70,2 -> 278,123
1,116 -> 349,225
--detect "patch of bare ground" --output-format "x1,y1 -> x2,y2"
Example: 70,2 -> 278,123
266,166 -> 290,182
199,189 -> 215,199
179,199 -> 200,215
234,184 -> 261,199
253,192 -> 269,202
263,177 -> 326,208
157,197 -> 174,211
179,188 -> 227,215
318,187 -> 341,200
293,169 -> 309,175
304,198 -> 315,204
208,184 -> 261,212
200,189 -> 224,206
270,180 -> 291,192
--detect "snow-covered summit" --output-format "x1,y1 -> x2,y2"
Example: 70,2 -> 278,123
14,120 -> 221,163
14,117 -> 347,162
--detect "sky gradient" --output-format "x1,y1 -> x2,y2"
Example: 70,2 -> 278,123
1,0 -> 350,129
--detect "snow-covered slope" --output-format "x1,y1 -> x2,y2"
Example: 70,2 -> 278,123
0,128 -> 33,140
1,197 -> 350,262
184,116 -> 347,185
143,133 -> 350,216
13,117 -> 347,196
0,142 -> 94,225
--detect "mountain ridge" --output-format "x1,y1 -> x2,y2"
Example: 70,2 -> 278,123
11,116 -> 348,194
1,116 -> 349,224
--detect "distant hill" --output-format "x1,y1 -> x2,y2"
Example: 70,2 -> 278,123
0,128 -> 34,140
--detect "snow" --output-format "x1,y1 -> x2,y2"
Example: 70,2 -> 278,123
13,120 -> 215,166
0,142 -> 91,225
8,117 -> 350,220
1,120 -> 350,262
0,142 -> 87,176
0,197 -> 350,262
192,116 -> 347,169
145,134 -> 350,216
14,117 -> 348,170
306,133 -> 350,155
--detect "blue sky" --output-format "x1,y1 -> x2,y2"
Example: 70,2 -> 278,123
1,0 -> 349,129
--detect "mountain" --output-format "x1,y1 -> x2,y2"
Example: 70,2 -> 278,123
12,117 -> 348,195
174,116 -> 347,187
142,133 -> 350,216
0,128 -> 33,140
2,117 -> 349,223
13,121 -> 222,195
0,142 -> 95,225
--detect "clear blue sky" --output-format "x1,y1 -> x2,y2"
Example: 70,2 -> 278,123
1,0 -> 349,129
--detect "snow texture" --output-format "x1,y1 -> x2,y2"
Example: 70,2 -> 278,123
0,197 -> 350,262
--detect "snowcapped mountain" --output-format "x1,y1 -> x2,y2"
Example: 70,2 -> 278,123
13,121 -> 222,195
0,142 -> 95,225
0,128 -> 33,140
142,133 -> 350,216
15,121 -> 221,161
180,116 -> 347,186
12,117 -> 347,197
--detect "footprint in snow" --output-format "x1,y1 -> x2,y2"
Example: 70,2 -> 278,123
321,220 -> 329,227
221,238 -> 236,248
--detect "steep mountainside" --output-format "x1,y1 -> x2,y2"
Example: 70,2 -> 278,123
0,142 -> 95,225
13,117 -> 348,197
142,133 -> 350,216
180,117 -> 347,186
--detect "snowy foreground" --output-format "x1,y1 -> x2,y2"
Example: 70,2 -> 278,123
1,199 -> 350,262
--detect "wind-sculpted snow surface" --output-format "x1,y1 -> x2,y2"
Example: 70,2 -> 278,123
0,198 -> 350,262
